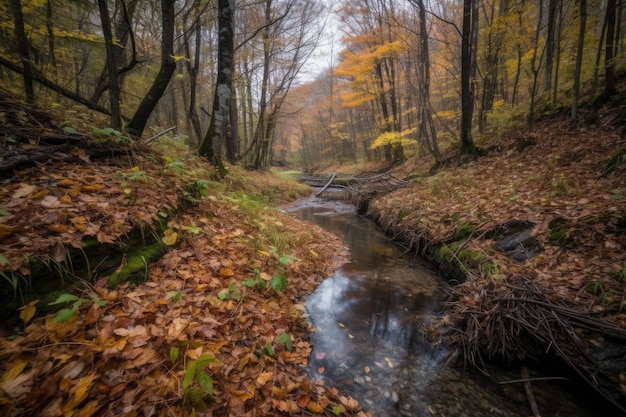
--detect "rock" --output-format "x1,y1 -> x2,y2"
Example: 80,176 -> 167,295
496,228 -> 542,260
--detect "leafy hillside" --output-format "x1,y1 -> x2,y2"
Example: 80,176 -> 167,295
368,99 -> 626,411
0,95 -> 368,417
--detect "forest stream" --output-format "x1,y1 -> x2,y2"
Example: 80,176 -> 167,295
287,195 -> 606,417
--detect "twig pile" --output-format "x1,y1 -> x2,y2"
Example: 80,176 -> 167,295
438,276 -> 626,413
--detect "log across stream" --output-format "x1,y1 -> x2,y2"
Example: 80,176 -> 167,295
287,196 -> 607,417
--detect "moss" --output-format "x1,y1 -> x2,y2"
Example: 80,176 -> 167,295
106,242 -> 166,288
0,222 -> 168,330
549,217 -> 574,246
449,221 -> 476,242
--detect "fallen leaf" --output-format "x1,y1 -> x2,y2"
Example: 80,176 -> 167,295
256,371 -> 273,387
62,373 -> 98,413
306,401 -> 325,413
162,231 -> 177,246
40,195 -> 60,208
0,361 -> 28,385
19,300 -> 38,324
166,317 -> 188,342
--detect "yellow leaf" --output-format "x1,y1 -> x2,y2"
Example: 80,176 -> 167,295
28,189 -> 48,199
62,373 -> 97,414
162,231 -> 178,246
256,371 -> 273,387
19,301 -> 37,324
0,361 -> 28,385
57,178 -> 74,186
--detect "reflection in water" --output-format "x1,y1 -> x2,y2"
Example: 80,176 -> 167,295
289,198 -> 603,417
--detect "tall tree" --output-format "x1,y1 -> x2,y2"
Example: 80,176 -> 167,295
603,0 -> 618,97
410,0 -> 440,160
571,0 -> 586,123
460,0 -> 478,158
198,0 -> 235,175
9,0 -> 35,104
126,0 -> 177,138
97,0 -> 122,129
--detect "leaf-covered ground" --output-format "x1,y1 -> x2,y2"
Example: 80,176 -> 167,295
0,98 -> 369,416
367,104 -> 626,408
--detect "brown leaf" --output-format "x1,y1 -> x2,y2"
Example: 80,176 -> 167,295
256,371 -> 273,387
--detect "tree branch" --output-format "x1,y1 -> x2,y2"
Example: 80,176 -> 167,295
0,56 -> 112,115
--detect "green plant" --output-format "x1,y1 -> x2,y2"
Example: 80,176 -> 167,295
1,270 -> 30,304
168,290 -> 185,302
550,173 -> 570,195
117,166 -> 148,195
269,250 -> 297,293
49,292 -> 108,322
241,268 -> 267,291
584,280 -> 606,298
218,283 -> 241,301
91,126 -> 131,145
181,354 -> 216,413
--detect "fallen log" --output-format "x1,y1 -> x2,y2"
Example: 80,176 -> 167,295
315,173 -> 337,196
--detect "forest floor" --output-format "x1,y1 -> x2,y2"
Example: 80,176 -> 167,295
1,90 -> 626,416
318,99 -> 626,412
0,94 -> 368,416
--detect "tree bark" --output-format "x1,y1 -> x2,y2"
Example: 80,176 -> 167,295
8,0 -> 35,104
97,0 -> 122,129
198,0 -> 235,176
460,0 -> 477,157
126,0 -> 176,138
571,0 -> 586,123
92,0 -> 138,104
604,0 -> 618,97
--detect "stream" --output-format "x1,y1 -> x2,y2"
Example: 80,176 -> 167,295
287,195 -> 605,417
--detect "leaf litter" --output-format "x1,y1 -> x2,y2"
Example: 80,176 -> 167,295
0,98 -> 368,416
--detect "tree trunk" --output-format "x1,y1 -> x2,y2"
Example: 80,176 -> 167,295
97,0 -> 122,129
198,0 -> 235,176
572,0 -> 586,123
528,0 -> 544,128
604,0 -> 618,97
8,0 -> 34,104
126,0 -> 176,138
460,0 -> 477,157
92,0 -> 138,104
544,0 -> 558,93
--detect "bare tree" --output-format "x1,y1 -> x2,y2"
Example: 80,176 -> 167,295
198,0 -> 235,175
97,0 -> 122,128
126,0 -> 177,138
8,0 -> 35,103
460,0 -> 478,158
571,0 -> 586,123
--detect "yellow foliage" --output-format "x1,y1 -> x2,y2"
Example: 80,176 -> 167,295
369,129 -> 415,150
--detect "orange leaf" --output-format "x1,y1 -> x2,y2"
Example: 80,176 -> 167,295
256,371 -> 273,387
296,394 -> 311,408
306,401 -> 325,413
220,267 -> 235,277
57,178 -> 74,186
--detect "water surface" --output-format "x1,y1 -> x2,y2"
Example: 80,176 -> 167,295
288,196 -> 604,417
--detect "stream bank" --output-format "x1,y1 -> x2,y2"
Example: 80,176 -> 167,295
339,112 -> 626,413
288,195 -> 604,417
